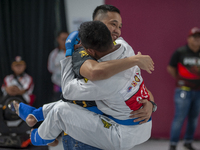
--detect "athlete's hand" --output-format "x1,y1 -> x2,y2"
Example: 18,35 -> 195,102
135,52 -> 154,74
129,99 -> 153,124
74,42 -> 82,50
65,31 -> 80,57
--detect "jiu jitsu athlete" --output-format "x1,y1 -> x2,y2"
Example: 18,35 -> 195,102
14,4 -> 156,150
16,21 -> 156,150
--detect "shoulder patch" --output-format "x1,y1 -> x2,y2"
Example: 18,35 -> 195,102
84,78 -> 88,83
79,50 -> 89,57
134,75 -> 140,82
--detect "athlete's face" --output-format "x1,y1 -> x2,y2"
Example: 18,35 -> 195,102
100,12 -> 122,41
57,32 -> 69,50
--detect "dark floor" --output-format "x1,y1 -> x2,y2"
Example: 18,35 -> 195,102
0,145 -> 48,150
1,139 -> 200,150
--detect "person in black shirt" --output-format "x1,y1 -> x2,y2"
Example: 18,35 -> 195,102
167,27 -> 200,150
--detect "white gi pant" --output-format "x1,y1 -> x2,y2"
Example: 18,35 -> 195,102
39,100 -> 152,150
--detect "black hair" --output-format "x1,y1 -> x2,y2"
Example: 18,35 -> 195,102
78,21 -> 113,52
92,5 -> 120,20
57,30 -> 68,37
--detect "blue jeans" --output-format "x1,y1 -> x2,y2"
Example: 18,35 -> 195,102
170,88 -> 200,145
62,135 -> 101,150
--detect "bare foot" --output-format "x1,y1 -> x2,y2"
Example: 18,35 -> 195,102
30,128 -> 34,138
47,139 -> 59,147
26,115 -> 37,127
13,101 -> 19,115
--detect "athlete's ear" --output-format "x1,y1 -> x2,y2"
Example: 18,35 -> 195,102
86,49 -> 95,57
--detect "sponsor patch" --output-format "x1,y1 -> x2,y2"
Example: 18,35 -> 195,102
136,68 -> 141,76
127,86 -> 132,92
131,81 -> 137,87
134,75 -> 140,82
101,119 -> 112,129
79,50 -> 89,57
84,78 -> 88,83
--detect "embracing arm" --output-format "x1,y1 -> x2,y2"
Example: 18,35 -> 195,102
129,88 -> 154,124
80,52 -> 154,81
147,88 -> 154,102
61,57 -> 109,100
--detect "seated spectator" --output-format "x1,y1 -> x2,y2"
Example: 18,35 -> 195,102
1,56 -> 34,105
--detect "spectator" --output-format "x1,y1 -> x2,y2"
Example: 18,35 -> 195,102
48,31 -> 69,102
1,56 -> 34,105
167,27 -> 200,150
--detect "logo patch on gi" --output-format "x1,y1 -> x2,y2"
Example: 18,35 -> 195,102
136,68 -> 141,77
79,50 -> 89,57
131,80 -> 137,87
127,86 -> 132,92
101,119 -> 112,129
84,78 -> 88,83
134,75 -> 140,82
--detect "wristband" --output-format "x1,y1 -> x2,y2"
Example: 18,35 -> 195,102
149,101 -> 157,112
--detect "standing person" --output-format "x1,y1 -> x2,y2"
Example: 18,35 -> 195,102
60,4 -> 156,150
167,27 -> 200,150
14,5 -> 155,150
48,31 -> 69,102
13,30 -> 155,149
1,56 -> 34,105
74,4 -> 154,125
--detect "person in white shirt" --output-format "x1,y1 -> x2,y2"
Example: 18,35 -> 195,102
48,31 -> 69,102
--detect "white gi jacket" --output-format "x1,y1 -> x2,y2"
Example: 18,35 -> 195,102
39,38 -> 152,150
61,37 -> 150,120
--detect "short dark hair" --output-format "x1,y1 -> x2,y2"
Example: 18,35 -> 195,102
57,30 -> 68,37
78,21 -> 113,52
92,5 -> 120,20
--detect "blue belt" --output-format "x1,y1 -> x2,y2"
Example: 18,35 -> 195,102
86,106 -> 151,126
